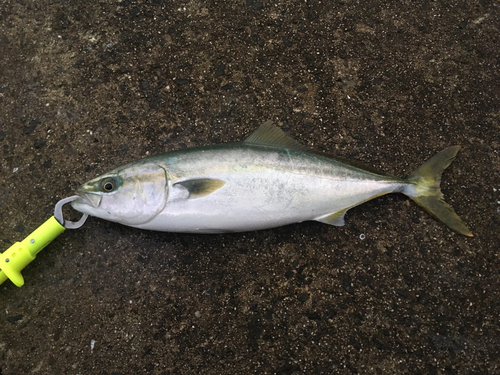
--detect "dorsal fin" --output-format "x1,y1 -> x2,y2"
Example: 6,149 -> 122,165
243,121 -> 308,151
309,150 -> 389,176
245,122 -> 392,176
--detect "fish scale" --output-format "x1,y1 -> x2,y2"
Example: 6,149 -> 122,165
71,121 -> 472,236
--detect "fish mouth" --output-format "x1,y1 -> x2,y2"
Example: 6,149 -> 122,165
74,191 -> 102,208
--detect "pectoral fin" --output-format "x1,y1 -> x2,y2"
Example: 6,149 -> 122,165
316,209 -> 348,226
174,179 -> 226,199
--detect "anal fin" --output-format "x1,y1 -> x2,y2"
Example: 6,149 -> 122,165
316,209 -> 348,226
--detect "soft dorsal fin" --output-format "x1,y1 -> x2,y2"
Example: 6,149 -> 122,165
243,121 -> 308,151
309,150 -> 389,176
174,179 -> 226,199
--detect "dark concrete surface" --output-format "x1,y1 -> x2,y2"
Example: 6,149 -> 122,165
1,1 -> 499,374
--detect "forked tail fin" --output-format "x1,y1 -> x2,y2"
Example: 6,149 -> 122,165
405,146 -> 473,237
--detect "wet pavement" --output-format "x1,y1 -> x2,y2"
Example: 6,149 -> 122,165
1,1 -> 499,374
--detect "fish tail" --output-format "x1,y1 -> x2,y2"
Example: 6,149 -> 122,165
403,146 -> 473,236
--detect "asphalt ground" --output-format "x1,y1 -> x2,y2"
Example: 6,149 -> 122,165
1,1 -> 499,374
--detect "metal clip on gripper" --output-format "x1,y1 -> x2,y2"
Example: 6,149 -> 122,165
0,196 -> 88,287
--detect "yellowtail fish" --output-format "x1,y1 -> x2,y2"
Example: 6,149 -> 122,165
71,121 -> 472,236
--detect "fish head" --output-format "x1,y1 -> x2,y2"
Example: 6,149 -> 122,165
71,162 -> 168,225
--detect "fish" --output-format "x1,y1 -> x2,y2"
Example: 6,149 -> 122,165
71,121 -> 472,236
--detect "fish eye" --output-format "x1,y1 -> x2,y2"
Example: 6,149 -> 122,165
101,178 -> 117,193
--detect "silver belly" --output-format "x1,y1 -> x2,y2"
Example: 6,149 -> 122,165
132,169 -> 401,233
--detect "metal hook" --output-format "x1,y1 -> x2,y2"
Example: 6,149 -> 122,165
54,196 -> 89,229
